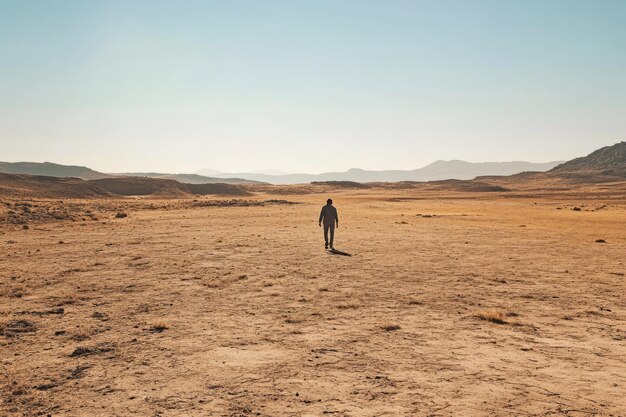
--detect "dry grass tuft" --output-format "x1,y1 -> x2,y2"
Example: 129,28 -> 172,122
69,322 -> 103,341
474,309 -> 510,324
0,285 -> 26,299
0,319 -> 37,337
337,303 -> 360,309
382,324 -> 401,331
1,373 -> 49,413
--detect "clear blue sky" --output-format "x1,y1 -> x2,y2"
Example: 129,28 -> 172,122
1,0 -> 625,173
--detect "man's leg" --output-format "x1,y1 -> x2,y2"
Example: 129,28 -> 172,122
329,224 -> 335,248
324,224 -> 330,249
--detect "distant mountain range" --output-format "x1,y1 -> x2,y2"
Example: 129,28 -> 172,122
4,142 -> 626,188
199,160 -> 563,184
1,141 -> 624,199
0,159 -> 563,185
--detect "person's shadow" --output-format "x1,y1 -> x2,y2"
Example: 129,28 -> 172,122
328,248 -> 352,256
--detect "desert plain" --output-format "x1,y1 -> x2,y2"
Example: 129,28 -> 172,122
1,187 -> 626,416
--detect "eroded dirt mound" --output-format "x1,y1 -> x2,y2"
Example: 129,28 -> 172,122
0,173 -> 113,199
90,177 -> 250,197
374,179 -> 510,192
0,174 -> 251,199
89,177 -> 191,196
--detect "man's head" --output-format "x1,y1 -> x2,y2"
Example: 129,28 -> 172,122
326,198 -> 333,205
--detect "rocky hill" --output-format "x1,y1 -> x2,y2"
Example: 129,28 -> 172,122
0,174 -> 250,198
89,177 -> 250,197
0,173 -> 113,198
549,142 -> 626,179
0,161 -> 110,180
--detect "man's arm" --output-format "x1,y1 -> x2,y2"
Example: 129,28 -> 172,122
335,208 -> 339,227
319,207 -> 324,226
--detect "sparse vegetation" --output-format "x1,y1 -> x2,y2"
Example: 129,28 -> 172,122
474,309 -> 509,324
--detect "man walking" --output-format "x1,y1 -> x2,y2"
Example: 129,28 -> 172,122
319,199 -> 339,250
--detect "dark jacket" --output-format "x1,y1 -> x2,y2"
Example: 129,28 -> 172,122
319,204 -> 338,226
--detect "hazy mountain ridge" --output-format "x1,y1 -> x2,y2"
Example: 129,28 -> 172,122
1,160 -> 563,185
203,160 -> 563,184
2,142 -> 625,198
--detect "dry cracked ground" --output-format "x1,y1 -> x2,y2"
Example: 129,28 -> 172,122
1,190 -> 626,416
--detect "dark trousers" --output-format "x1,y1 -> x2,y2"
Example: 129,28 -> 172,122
324,223 -> 335,247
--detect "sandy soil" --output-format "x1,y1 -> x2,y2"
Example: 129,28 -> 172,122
1,190 -> 626,416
